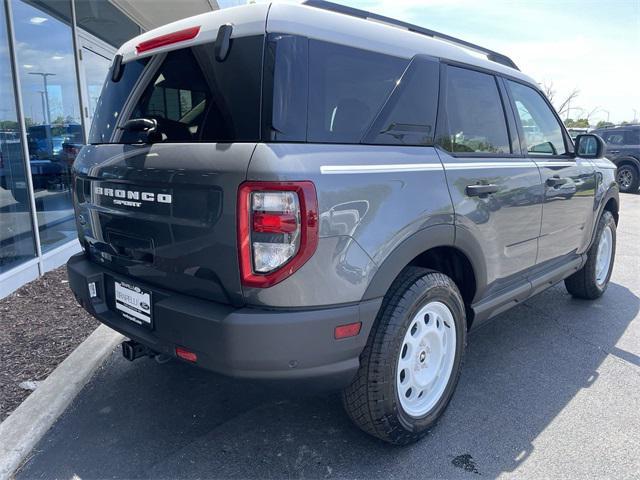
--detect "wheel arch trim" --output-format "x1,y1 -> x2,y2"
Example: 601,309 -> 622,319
361,224 -> 487,304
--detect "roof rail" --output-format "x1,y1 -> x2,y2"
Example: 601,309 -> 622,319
302,0 -> 520,71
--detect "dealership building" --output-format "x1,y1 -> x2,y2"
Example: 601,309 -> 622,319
0,0 -> 220,298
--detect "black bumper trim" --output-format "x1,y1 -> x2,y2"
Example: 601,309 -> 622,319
67,253 -> 382,387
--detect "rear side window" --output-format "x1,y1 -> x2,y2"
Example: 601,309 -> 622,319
437,66 -> 510,154
507,80 -> 567,156
364,56 -> 440,146
264,35 -> 409,144
307,40 -> 408,144
89,36 -> 263,144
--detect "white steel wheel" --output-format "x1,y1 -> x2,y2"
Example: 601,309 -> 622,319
595,225 -> 613,287
396,301 -> 457,418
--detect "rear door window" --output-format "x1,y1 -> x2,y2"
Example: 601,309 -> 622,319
89,36 -> 264,144
437,66 -> 510,154
601,130 -> 627,145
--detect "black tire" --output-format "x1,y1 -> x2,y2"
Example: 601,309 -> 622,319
565,211 -> 616,299
342,267 -> 466,445
616,163 -> 640,193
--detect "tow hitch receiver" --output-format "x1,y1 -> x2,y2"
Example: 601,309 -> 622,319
121,340 -> 152,361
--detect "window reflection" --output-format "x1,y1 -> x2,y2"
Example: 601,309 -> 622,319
74,0 -> 140,48
12,0 -> 83,252
0,3 -> 37,272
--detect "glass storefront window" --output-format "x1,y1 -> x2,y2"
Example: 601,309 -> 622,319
0,2 -> 37,273
75,0 -> 140,48
11,0 -> 83,253
81,45 -> 113,124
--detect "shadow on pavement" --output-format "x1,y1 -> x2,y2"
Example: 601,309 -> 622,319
17,282 -> 639,479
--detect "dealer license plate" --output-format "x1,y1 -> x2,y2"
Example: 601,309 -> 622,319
114,280 -> 152,326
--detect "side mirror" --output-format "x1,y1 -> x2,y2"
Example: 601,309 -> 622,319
575,134 -> 605,159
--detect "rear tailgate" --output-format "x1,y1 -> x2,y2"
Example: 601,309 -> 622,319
72,14 -> 266,306
73,143 -> 255,306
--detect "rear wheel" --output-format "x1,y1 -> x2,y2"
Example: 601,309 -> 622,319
616,164 -> 639,193
565,211 -> 616,299
342,267 -> 466,445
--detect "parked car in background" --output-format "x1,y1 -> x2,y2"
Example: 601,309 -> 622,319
567,127 -> 589,140
0,123 -> 83,204
592,125 -> 640,193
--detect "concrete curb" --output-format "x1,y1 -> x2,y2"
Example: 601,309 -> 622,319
0,325 -> 123,480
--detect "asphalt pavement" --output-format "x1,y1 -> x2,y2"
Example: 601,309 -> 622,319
16,193 -> 640,479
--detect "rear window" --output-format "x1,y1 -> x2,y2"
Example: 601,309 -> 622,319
264,35 -> 410,144
89,36 -> 264,144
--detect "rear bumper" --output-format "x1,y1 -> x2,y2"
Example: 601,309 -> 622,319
67,253 -> 381,388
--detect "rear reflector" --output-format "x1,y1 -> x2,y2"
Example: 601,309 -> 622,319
334,322 -> 362,339
136,26 -> 201,54
175,346 -> 197,363
253,211 -> 298,234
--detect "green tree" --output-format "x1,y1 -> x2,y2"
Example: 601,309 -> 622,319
565,118 -> 589,128
596,120 -> 615,129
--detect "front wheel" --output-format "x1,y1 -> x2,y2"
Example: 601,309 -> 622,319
565,211 -> 617,299
342,268 -> 466,445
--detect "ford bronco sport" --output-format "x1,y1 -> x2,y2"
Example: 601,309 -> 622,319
67,0 -> 620,444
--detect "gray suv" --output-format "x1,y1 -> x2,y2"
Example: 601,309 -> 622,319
67,0 -> 620,444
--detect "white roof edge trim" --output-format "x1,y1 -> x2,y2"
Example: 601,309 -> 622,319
267,3 -> 537,85
115,2 -> 537,87
117,3 -> 270,63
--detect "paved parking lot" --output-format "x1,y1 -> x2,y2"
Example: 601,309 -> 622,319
17,194 -> 640,479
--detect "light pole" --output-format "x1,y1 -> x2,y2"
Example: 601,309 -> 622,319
633,109 -> 638,124
37,91 -> 47,125
28,72 -> 55,124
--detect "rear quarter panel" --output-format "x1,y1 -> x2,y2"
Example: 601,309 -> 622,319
245,143 -> 454,307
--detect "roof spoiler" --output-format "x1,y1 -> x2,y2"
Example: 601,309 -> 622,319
302,0 -> 520,71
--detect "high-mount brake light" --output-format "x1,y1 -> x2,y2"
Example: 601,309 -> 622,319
238,182 -> 318,288
136,26 -> 201,54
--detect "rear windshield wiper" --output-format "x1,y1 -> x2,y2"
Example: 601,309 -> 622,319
119,118 -> 161,143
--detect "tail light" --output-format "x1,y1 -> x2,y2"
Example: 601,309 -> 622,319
238,181 -> 318,288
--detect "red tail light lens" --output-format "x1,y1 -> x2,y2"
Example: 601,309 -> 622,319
238,181 -> 318,288
136,26 -> 201,54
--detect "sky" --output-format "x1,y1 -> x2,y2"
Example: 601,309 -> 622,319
218,0 -> 640,124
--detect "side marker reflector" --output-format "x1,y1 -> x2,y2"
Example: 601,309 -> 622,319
176,346 -> 198,363
334,322 -> 362,339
